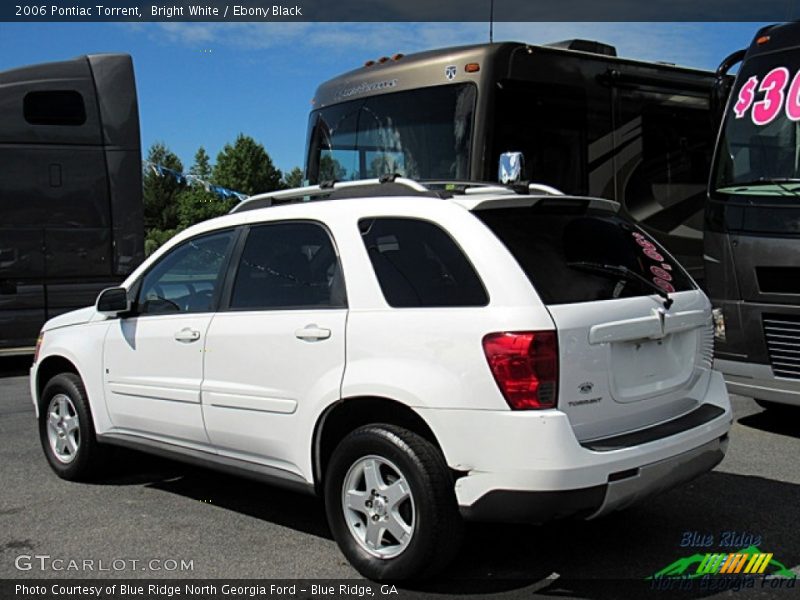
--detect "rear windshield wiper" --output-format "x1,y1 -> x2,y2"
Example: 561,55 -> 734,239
567,261 -> 674,309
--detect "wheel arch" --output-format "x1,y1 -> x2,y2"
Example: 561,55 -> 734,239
36,355 -> 82,409
312,396 -> 447,494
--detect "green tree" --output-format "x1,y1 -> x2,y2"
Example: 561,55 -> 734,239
281,166 -> 304,189
143,142 -> 184,232
177,187 -> 236,230
319,154 -> 347,181
144,227 -> 178,257
189,146 -> 213,180
177,147 -> 235,230
213,134 -> 282,196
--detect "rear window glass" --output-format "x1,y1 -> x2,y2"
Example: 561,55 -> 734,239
359,217 -> 488,308
476,207 -> 694,305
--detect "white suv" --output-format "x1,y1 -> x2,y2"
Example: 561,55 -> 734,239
31,178 -> 731,580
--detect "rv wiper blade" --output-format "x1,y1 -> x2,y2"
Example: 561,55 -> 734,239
721,177 -> 800,196
567,261 -> 674,309
727,177 -> 800,185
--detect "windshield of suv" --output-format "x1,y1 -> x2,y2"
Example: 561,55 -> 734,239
305,83 -> 476,183
476,207 -> 695,305
713,49 -> 800,199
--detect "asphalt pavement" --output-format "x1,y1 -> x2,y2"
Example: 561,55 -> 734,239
1,355 -> 799,599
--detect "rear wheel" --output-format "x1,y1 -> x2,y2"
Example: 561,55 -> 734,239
39,373 -> 107,480
324,424 -> 463,581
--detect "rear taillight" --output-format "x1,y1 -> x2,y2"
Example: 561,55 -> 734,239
482,331 -> 558,409
33,331 -> 44,364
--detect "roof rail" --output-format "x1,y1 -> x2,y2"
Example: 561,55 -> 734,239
230,176 -> 430,214
528,183 -> 564,196
230,177 -> 566,214
463,185 -> 516,195
422,180 -> 565,196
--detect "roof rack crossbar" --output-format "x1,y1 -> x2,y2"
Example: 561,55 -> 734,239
230,177 -> 430,213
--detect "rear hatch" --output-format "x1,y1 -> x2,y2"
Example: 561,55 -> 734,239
475,200 -> 714,442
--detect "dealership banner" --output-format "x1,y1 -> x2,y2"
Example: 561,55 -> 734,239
2,0 -> 800,22
4,577 -> 798,599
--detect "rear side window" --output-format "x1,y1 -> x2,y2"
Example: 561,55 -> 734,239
476,207 -> 694,305
24,91 -> 86,126
229,221 -> 346,310
359,217 -> 488,307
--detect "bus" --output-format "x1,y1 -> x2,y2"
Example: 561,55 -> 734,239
0,54 -> 144,355
706,22 -> 800,412
305,39 -> 722,280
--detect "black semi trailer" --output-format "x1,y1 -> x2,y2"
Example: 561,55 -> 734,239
0,54 -> 143,355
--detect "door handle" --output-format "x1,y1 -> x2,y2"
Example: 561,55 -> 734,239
174,327 -> 201,343
294,325 -> 331,341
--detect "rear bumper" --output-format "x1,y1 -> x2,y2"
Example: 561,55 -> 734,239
461,436 -> 727,522
715,358 -> 800,407
418,370 -> 732,523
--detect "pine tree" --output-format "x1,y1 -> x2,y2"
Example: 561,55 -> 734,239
142,142 -> 184,232
281,166 -> 304,189
177,146 -> 235,230
213,134 -> 282,196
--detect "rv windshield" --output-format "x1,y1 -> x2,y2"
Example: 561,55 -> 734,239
713,50 -> 800,198
305,83 -> 476,183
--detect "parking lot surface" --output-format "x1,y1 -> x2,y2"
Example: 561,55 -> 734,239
1,356 -> 799,598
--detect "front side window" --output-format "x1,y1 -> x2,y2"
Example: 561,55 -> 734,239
359,217 -> 488,308
229,221 -> 346,310
137,230 -> 235,315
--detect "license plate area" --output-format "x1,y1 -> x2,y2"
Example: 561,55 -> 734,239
610,333 -> 696,403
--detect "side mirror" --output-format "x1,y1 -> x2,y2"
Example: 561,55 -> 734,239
96,287 -> 131,317
498,151 -> 525,184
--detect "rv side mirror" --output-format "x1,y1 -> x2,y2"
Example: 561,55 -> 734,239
498,151 -> 525,184
96,287 -> 130,317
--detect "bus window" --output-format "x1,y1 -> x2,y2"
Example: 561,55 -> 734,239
492,80 -> 590,195
614,90 -> 710,235
306,83 -> 476,183
319,149 -> 358,181
364,150 -> 405,179
714,52 -> 800,191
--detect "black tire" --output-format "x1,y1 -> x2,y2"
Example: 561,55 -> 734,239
38,372 -> 107,481
755,399 -> 798,415
324,424 -> 463,581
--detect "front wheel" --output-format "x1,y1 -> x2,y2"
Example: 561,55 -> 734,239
324,424 -> 463,581
39,372 -> 107,480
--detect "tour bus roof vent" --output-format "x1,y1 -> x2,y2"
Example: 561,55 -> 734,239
546,39 -> 617,57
